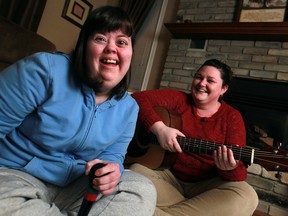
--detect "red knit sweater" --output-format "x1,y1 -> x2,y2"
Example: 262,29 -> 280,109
132,89 -> 248,181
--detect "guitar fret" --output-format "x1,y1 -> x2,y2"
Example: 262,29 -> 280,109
238,147 -> 242,161
177,136 -> 253,165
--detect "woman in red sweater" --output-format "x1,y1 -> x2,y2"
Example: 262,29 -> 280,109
129,59 -> 258,216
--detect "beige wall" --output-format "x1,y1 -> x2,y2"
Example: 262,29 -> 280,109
37,0 -> 119,53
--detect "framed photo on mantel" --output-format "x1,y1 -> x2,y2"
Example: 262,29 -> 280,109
62,0 -> 93,28
235,0 -> 288,22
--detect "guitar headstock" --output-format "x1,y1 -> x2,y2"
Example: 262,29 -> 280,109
253,146 -> 288,172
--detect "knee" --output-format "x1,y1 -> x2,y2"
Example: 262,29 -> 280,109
122,170 -> 157,200
129,163 -> 148,174
133,170 -> 156,191
243,182 -> 259,209
241,182 -> 258,201
121,170 -> 157,215
232,181 -> 259,214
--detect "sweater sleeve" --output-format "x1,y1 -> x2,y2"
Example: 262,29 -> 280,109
132,89 -> 188,131
218,107 -> 248,181
0,53 -> 51,138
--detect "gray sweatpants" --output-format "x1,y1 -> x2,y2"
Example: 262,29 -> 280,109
0,168 -> 156,216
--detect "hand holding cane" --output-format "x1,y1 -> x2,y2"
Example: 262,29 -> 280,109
77,163 -> 107,216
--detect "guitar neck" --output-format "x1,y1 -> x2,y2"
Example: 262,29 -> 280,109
177,137 -> 254,165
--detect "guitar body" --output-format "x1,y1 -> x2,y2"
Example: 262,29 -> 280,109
125,106 -> 181,169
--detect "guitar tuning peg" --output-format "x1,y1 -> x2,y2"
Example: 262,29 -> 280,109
273,140 -> 282,149
275,171 -> 281,179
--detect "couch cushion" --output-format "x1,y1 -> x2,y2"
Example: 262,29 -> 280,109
0,16 -> 56,71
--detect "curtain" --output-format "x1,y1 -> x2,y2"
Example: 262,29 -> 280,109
119,0 -> 155,34
0,0 -> 46,32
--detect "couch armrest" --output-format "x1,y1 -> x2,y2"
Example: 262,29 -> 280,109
0,16 -> 56,71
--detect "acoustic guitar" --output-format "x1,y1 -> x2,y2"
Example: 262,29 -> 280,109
125,106 -> 288,173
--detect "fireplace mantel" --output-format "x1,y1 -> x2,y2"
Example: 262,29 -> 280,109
164,22 -> 288,41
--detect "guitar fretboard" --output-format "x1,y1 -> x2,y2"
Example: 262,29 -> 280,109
177,137 -> 254,165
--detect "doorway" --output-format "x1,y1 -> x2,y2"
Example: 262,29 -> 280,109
129,0 -> 167,92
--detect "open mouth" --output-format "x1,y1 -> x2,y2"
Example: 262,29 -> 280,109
196,88 -> 208,93
101,59 -> 118,65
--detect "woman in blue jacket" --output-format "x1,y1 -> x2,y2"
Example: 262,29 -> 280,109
0,6 -> 156,216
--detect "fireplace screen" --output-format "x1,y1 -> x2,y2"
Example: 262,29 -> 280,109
223,77 -> 288,150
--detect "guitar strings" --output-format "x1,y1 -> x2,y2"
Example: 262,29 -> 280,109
249,157 -> 288,171
177,137 -> 287,160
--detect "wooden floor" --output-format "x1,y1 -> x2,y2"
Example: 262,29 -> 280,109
253,210 -> 270,216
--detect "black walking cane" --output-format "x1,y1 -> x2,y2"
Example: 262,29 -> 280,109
77,163 -> 106,216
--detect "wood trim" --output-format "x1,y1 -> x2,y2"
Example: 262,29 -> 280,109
164,22 -> 288,41
141,0 -> 168,90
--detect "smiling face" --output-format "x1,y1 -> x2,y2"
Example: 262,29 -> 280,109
85,30 -> 133,95
191,65 -> 228,106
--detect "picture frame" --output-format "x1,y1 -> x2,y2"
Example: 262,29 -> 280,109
62,0 -> 93,28
235,0 -> 288,22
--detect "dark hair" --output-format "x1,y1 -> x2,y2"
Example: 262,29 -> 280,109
72,6 -> 135,100
196,59 -> 233,87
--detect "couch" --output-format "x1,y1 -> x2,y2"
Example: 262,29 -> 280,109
0,16 -> 56,72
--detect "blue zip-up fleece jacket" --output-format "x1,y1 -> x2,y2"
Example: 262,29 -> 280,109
0,52 -> 139,186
